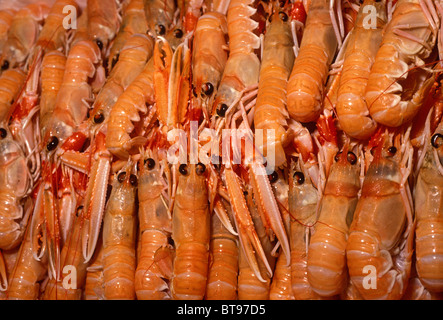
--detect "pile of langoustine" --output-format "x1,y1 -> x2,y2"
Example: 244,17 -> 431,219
0,0 -> 443,300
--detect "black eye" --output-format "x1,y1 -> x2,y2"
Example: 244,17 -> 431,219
268,171 -> 278,183
156,24 -> 166,35
174,28 -> 183,38
431,133 -> 443,148
202,82 -> 214,97
334,151 -> 342,162
168,237 -> 175,247
179,164 -> 188,175
387,146 -> 397,156
243,190 -> 248,197
279,11 -> 288,21
217,103 -> 228,117
118,171 -> 127,183
1,60 -> 9,70
196,162 -> 206,175
0,128 -> 7,139
76,205 -> 84,217
93,112 -> 105,124
347,152 -> 357,165
95,39 -> 103,50
129,174 -> 138,186
145,158 -> 156,170
47,136 -> 59,151
293,171 -> 305,185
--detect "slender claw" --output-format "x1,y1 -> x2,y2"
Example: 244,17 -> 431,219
249,162 -> 291,266
43,185 -> 61,280
30,183 -> 46,261
58,170 -> 77,246
240,136 -> 291,266
154,37 -> 173,126
214,198 -> 237,236
224,168 -> 272,282
168,41 -> 190,126
82,133 -> 112,262
0,250 -> 7,291
235,217 -> 268,283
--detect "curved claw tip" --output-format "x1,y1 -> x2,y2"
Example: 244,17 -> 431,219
82,223 -> 99,263
82,158 -> 111,262
30,186 -> 46,261
48,250 -> 61,280
214,200 -> 238,236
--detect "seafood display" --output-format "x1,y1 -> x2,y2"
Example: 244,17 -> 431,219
1,0 -> 443,301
